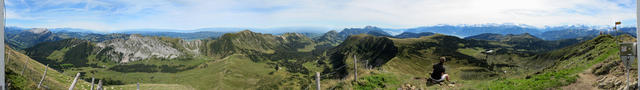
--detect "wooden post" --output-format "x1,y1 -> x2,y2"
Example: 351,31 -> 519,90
316,72 -> 321,90
365,60 -> 368,70
69,72 -> 81,90
366,60 -> 370,70
37,64 -> 48,89
97,80 -> 103,90
21,60 -> 26,75
90,77 -> 95,90
353,55 -> 357,81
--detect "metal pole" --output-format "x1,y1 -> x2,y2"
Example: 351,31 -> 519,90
316,72 -> 321,90
0,0 -> 6,89
69,72 -> 80,90
636,0 -> 639,88
37,64 -> 48,89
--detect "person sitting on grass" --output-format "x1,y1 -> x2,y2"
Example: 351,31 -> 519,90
430,57 -> 450,84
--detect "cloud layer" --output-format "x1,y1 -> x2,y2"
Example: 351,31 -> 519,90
6,0 -> 638,32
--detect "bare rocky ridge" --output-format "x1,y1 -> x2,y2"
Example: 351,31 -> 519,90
592,59 -> 638,90
181,39 -> 203,55
96,35 -> 184,63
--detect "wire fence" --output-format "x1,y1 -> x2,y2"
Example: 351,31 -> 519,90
5,53 -> 53,89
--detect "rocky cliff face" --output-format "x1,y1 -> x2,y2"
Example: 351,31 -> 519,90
96,35 -> 184,63
181,39 -> 203,55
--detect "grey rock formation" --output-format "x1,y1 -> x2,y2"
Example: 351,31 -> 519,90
97,35 -> 183,63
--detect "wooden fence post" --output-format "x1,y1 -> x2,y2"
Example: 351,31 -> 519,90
137,82 -> 140,90
21,60 -> 26,75
69,72 -> 80,90
90,77 -> 95,90
354,55 -> 357,82
37,64 -> 48,89
316,72 -> 321,90
97,80 -> 103,90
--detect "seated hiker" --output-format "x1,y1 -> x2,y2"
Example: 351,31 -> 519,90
430,57 -> 450,83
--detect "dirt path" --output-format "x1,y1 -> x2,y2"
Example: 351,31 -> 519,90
560,68 -> 598,90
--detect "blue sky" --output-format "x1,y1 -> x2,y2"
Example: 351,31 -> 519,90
6,0 -> 638,32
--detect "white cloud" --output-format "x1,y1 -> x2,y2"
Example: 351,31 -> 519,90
5,0 -> 638,31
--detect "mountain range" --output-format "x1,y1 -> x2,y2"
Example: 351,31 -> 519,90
8,23 -> 635,41
4,24 -> 639,89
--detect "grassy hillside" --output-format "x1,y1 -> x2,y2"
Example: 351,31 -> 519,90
317,33 -> 606,89
476,35 -> 619,89
314,30 -> 342,46
60,54 -> 316,90
465,33 -> 589,53
5,46 -> 95,90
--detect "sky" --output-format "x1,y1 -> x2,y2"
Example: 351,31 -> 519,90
5,0 -> 638,32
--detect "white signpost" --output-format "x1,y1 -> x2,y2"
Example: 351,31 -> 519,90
0,0 -> 5,89
637,0 -> 640,88
620,42 -> 635,90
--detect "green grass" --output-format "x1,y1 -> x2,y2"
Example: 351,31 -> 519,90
6,70 -> 31,90
354,73 -> 400,90
65,54 -> 308,90
108,84 -> 196,90
45,47 -> 69,62
5,46 -> 95,90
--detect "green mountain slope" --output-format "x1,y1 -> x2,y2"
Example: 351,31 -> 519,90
465,33 -> 589,53
318,33 -> 603,89
5,45 -> 95,89
479,35 -> 620,89
393,32 -> 435,38
314,30 -> 342,46
18,30 -> 323,89
204,30 -> 315,57
325,34 -> 398,78
338,26 -> 392,39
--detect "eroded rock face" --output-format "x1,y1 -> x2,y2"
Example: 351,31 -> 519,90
181,39 -> 202,55
97,35 -> 183,63
593,59 -> 638,90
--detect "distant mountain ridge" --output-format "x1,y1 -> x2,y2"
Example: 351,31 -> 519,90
403,24 -> 636,40
6,28 -> 61,49
338,26 -> 392,38
393,32 -> 435,38
6,28 -> 129,49
6,24 -> 636,51
405,24 -> 541,37
465,33 -> 590,52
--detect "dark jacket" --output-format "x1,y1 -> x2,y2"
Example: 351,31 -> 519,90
430,62 -> 446,79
